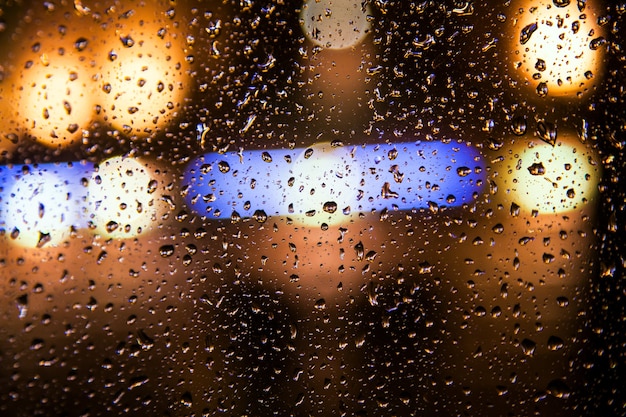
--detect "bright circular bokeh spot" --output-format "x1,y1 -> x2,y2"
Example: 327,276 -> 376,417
97,4 -> 190,137
509,0 -> 606,98
300,0 -> 372,49
14,55 -> 96,148
502,135 -> 601,214
2,169 -> 84,247
87,156 -> 163,239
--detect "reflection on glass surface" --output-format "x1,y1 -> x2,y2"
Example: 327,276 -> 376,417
0,1 -> 624,416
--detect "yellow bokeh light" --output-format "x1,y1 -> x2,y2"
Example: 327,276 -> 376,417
96,3 -> 191,137
87,156 -> 165,239
508,0 -> 606,98
501,134 -> 601,214
13,54 -> 96,148
300,0 -> 372,49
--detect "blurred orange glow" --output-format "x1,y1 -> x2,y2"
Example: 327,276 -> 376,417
12,50 -> 97,148
96,2 -> 191,137
508,0 -> 606,98
0,84 -> 19,155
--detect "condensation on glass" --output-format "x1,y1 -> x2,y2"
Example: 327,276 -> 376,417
0,1 -> 624,416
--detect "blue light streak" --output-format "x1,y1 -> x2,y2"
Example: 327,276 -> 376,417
182,141 -> 485,220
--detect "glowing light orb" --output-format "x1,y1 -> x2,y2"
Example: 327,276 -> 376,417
13,55 -> 96,148
501,135 -> 601,214
97,4 -> 190,137
183,141 -> 485,226
0,163 -> 92,247
509,0 -> 606,97
87,156 -> 164,239
300,0 -> 372,49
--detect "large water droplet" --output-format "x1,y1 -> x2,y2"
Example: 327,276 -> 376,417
521,338 -> 536,356
323,201 -> 337,213
217,161 -> 230,173
536,81 -> 549,97
16,294 -> 28,319
547,379 -> 571,399
159,245 -> 175,258
537,121 -> 557,145
527,162 -> 546,175
511,116 -> 527,136
520,23 -> 538,45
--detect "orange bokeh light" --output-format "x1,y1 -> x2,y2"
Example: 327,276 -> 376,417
95,2 -> 191,137
508,0 -> 606,98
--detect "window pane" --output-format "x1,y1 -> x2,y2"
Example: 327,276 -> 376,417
0,1 -> 624,416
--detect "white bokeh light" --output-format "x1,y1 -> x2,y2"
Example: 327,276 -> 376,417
300,0 -> 372,49
1,167 -> 88,247
87,156 -> 164,239
502,135 -> 600,214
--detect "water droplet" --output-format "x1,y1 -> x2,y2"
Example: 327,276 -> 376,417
389,165 -> 404,183
323,201 -> 337,213
253,210 -> 267,223
205,19 -> 222,38
159,245 -> 175,258
527,162 -> 546,175
354,241 -> 364,261
180,392 -> 193,407
120,35 -> 134,48
547,335 -> 564,350
137,329 -> 154,350
381,182 -> 399,199
74,37 -> 88,51
304,148 -> 314,159
456,166 -> 472,177
261,151 -> 272,162
521,338 -> 536,356
537,121 -> 557,145
314,298 -> 326,310
106,221 -> 119,233
30,338 -> 44,351
16,294 -> 28,319
553,0 -> 570,7
536,81 -> 549,97
589,36 -> 606,50
492,223 -> 504,234
511,116 -> 527,136
86,296 -> 98,311
535,59 -> 546,72
510,202 -> 520,217
217,161 -> 230,173
556,296 -> 569,307
566,188 -> 576,198
147,179 -> 158,194
520,23 -> 538,45
388,148 -> 398,160
546,379 -> 570,399
488,137 -> 504,150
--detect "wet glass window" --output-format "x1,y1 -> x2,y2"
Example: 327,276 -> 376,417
0,0 -> 624,416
